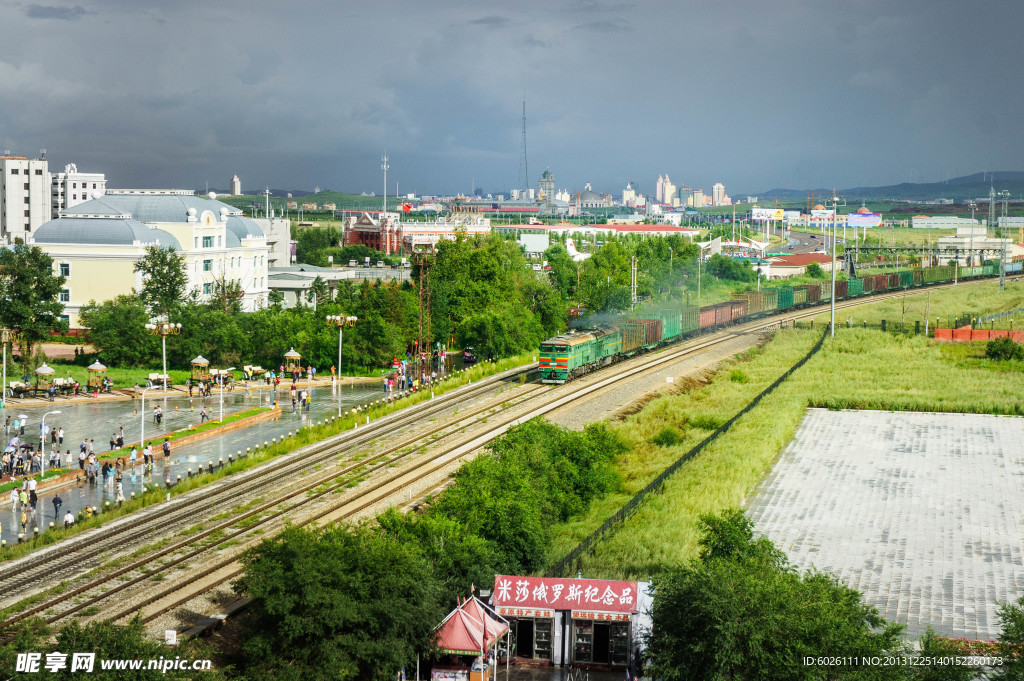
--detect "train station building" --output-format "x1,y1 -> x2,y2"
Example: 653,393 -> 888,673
491,575 -> 652,669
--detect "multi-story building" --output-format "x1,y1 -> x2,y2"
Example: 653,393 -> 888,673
538,169 -> 555,206
712,182 -> 725,206
32,189 -> 270,326
342,212 -> 491,254
230,175 -> 241,195
622,181 -> 636,208
51,163 -> 106,216
655,175 -> 664,203
0,155 -> 51,243
662,177 -> 676,205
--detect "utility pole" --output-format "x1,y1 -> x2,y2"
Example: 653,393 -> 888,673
415,253 -> 434,386
630,256 -> 638,308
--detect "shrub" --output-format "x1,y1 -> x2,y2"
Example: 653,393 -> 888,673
986,336 -> 1024,361
651,427 -> 682,447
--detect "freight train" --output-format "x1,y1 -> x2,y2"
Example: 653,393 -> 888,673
538,262 -> 1021,384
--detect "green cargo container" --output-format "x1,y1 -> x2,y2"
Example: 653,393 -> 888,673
983,264 -> 995,276
793,287 -> 807,306
763,288 -> 779,311
777,286 -> 794,309
656,308 -> 683,341
912,269 -> 924,286
899,271 -> 913,288
847,278 -> 863,296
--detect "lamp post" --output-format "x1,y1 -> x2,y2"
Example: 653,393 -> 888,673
41,410 -> 61,474
668,247 -> 673,279
326,315 -> 358,383
828,192 -> 845,338
144,322 -> 181,392
217,367 -> 236,422
0,328 -> 20,410
140,386 -> 156,455
968,200 -> 978,268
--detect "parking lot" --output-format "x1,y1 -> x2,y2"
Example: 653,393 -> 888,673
747,408 -> 1024,640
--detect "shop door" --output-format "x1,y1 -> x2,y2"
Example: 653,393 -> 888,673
517,620 -> 534,658
593,623 -> 610,664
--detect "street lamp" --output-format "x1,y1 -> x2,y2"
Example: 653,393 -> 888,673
144,322 -> 181,392
219,367 -> 236,422
326,315 -> 358,383
140,387 -> 156,454
967,200 -> 978,267
828,193 -> 845,337
0,328 -> 20,409
41,410 -> 61,474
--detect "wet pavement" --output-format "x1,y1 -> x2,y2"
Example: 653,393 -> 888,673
0,380 -> 392,539
747,408 -> 1024,640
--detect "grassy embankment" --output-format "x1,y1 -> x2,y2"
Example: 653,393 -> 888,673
809,278 -> 1024,328
544,280 -> 1024,579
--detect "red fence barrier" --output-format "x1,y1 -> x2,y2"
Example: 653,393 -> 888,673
935,327 -> 1024,343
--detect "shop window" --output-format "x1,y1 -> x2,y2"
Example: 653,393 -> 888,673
573,621 -> 630,666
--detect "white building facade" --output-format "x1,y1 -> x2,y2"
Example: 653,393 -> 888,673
51,163 -> 106,216
0,155 -> 51,243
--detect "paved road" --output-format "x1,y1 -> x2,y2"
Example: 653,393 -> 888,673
1,381 -> 386,539
748,408 -> 1024,640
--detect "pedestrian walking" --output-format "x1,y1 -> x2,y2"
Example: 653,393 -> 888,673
64,450 -> 71,469
78,449 -> 86,470
28,488 -> 37,511
291,394 -> 297,414
18,489 -> 27,510
10,488 -> 17,511
130,446 -> 138,466
110,433 -> 117,451
57,426 -> 64,447
200,407 -> 209,423
20,509 -> 28,534
305,390 -> 311,413
115,481 -> 124,503
3,416 -> 9,437
52,493 -> 62,520
117,427 -> 124,448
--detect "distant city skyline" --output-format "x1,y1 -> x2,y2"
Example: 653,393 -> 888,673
1,0 -> 1021,198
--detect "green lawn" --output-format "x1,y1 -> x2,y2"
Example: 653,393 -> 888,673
544,280 -> 1024,579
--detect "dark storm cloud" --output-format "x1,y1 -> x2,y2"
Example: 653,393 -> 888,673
25,4 -> 90,19
468,15 -> 509,27
0,0 -> 1021,198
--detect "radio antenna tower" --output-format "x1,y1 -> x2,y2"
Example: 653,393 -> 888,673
518,96 -> 529,193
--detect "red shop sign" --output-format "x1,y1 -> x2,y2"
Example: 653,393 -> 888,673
493,575 -> 639,614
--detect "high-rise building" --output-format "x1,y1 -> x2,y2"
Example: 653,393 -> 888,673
690,189 -> 705,208
230,175 -> 241,195
662,177 -> 676,205
51,163 -> 106,216
712,182 -> 725,206
1,155 -> 51,243
656,174 -> 664,202
622,181 -> 636,207
538,169 -> 555,204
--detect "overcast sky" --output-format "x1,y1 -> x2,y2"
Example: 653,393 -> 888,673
2,0 -> 1022,199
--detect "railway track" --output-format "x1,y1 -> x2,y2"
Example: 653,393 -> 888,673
0,364 -> 537,611
2,275 -> 1011,637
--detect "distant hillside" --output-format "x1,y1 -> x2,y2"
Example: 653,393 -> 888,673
759,171 -> 1024,202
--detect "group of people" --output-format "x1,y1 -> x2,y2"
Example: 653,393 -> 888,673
289,385 -> 312,414
186,378 -> 215,398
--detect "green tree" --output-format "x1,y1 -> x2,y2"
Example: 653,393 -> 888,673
0,616 -> 221,680
994,594 -> 1024,680
986,336 -> 1024,361
235,523 -> 444,681
208,277 -> 244,315
0,244 -> 67,371
805,262 -> 825,278
79,296 -> 159,367
646,510 -> 906,681
306,275 -> 330,310
134,245 -> 189,319
268,289 -> 285,307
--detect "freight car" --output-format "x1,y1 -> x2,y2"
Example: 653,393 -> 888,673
540,264 -> 1015,384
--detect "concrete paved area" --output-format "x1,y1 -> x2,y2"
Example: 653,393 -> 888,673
747,408 -> 1024,641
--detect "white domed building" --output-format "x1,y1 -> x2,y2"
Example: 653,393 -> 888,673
31,189 -> 270,327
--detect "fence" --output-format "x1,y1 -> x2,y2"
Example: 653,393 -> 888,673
544,327 -> 828,578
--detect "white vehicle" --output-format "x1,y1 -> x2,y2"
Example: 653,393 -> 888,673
376,260 -> 385,268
